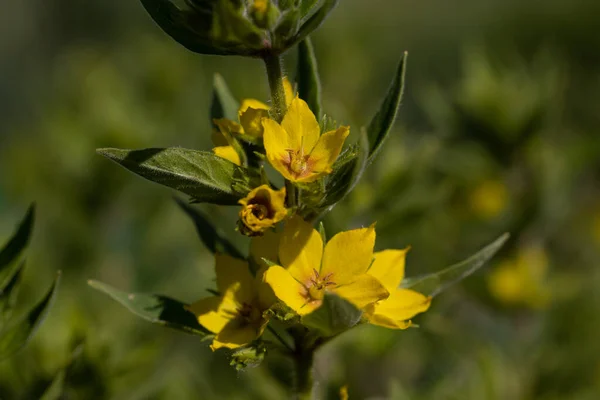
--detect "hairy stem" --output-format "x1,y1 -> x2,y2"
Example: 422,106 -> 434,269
264,54 -> 288,123
292,348 -> 314,400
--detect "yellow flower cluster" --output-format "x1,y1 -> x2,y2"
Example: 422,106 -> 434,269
188,216 -> 431,350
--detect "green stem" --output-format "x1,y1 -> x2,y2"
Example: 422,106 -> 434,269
264,54 -> 288,123
292,349 -> 314,400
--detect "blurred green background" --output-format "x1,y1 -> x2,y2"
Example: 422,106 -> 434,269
1,0 -> 600,398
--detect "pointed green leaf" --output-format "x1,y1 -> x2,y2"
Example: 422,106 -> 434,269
0,272 -> 60,360
175,198 -> 244,258
301,293 -> 362,337
211,73 -> 240,122
402,233 -> 510,297
0,204 -> 34,277
367,52 -> 408,161
284,0 -> 338,50
97,147 -> 257,205
0,262 -> 25,323
296,38 -> 322,119
88,280 -> 209,336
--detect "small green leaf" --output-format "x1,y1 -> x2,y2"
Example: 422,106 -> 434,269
97,147 -> 256,205
318,221 -> 326,244
175,198 -> 244,258
0,272 -> 60,360
301,293 -> 362,337
211,73 -> 240,122
0,204 -> 34,277
367,52 -> 408,161
0,262 -> 25,323
285,0 -> 338,50
230,342 -> 267,371
260,257 -> 278,268
296,38 -> 322,119
88,280 -> 208,336
402,233 -> 510,297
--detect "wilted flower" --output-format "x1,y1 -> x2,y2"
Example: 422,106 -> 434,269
264,216 -> 388,315
187,254 -> 274,350
263,97 -> 349,183
365,249 -> 431,329
238,185 -> 287,236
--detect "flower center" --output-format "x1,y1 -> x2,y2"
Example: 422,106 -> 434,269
248,203 -> 269,220
306,269 -> 336,301
237,302 -> 262,325
286,149 -> 311,178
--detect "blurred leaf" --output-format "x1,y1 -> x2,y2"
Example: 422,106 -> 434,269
175,198 -> 244,258
284,0 -> 338,50
301,293 -> 363,337
211,73 -> 240,122
0,204 -> 34,279
39,369 -> 66,400
367,52 -> 407,161
88,280 -> 209,336
0,262 -> 25,323
97,148 -> 256,205
402,233 -> 510,297
296,38 -> 322,119
0,272 -> 61,360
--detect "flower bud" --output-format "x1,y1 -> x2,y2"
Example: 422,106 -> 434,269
238,185 -> 287,236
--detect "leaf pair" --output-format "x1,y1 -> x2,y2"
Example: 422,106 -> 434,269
0,205 -> 61,360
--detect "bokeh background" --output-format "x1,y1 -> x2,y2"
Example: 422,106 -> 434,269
1,0 -> 600,398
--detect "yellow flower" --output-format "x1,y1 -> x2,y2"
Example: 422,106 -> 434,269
487,245 -> 550,309
365,249 -> 431,329
262,97 -> 349,183
212,79 -> 294,165
264,216 -> 389,315
469,180 -> 508,220
187,254 -> 274,350
238,185 -> 287,236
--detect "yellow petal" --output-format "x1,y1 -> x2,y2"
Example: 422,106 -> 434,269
368,289 -> 431,329
212,324 -> 259,350
283,77 -> 294,107
264,265 -> 311,314
239,107 -> 270,138
332,274 -> 389,309
213,145 -> 241,166
279,216 -> 323,284
213,118 -> 244,136
255,267 -> 277,310
309,126 -> 350,174
250,230 -> 281,269
188,290 -> 238,334
263,118 -> 295,181
239,98 -> 269,113
215,254 -> 254,303
367,249 -> 408,293
321,224 -> 375,285
281,97 -> 321,152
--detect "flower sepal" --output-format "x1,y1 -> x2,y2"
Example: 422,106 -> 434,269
230,341 -> 268,371
301,293 -> 363,337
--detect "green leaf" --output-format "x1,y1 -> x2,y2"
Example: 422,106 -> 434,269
0,262 -> 25,323
175,198 -> 244,258
0,272 -> 61,360
296,38 -> 322,119
301,293 -> 362,337
285,0 -> 338,50
0,204 -> 34,278
88,280 -> 209,336
211,0 -> 266,51
367,52 -> 408,161
211,73 -> 240,122
402,233 -> 510,297
97,147 -> 256,205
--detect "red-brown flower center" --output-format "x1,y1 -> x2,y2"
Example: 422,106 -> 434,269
306,268 -> 336,301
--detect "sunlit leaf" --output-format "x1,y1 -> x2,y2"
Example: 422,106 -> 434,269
88,280 -> 209,336
0,272 -> 61,360
97,147 -> 257,205
402,233 -> 510,297
367,52 -> 407,161
175,198 -> 244,258
297,38 -> 322,119
301,293 -> 362,337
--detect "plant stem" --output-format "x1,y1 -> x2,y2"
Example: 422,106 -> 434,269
292,350 -> 314,400
263,54 -> 287,123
